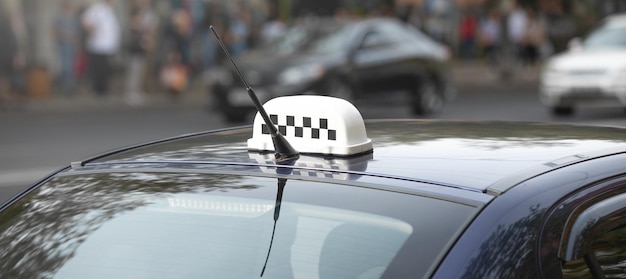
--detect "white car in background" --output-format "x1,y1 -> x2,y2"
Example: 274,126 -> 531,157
540,13 -> 626,115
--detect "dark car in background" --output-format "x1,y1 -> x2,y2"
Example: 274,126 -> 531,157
211,17 -> 454,122
4,94 -> 626,278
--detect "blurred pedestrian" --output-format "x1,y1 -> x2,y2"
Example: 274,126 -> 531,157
479,7 -> 501,67
228,9 -> 249,56
160,50 -> 188,100
75,4 -> 90,82
405,4 -> 424,30
125,0 -> 158,106
82,0 -> 120,98
458,11 -> 478,60
522,9 -> 548,66
201,2 -> 223,71
54,1 -> 80,96
507,2 -> 527,65
170,8 -> 193,68
0,4 -> 18,107
260,12 -> 285,44
424,0 -> 452,44
334,7 -> 351,22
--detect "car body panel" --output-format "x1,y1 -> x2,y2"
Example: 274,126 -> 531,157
85,120 -> 626,194
434,152 -> 626,278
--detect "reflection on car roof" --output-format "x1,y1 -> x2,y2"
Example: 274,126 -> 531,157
74,120 -> 626,195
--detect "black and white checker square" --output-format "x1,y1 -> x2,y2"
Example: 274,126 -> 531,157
262,114 -> 337,141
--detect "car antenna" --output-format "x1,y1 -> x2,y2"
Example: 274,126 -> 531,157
210,26 -> 299,163
260,177 -> 287,277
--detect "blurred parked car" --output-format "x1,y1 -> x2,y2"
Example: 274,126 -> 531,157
540,13 -> 626,115
4,95 -> 626,278
211,17 -> 454,122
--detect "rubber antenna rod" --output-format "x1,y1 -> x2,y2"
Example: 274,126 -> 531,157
260,178 -> 287,277
210,26 -> 299,162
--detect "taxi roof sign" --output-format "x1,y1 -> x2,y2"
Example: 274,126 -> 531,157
248,96 -> 373,156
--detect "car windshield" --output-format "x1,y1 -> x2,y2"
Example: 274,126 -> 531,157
262,25 -> 313,55
0,172 -> 478,278
583,25 -> 626,49
307,23 -> 354,55
260,21 -> 348,55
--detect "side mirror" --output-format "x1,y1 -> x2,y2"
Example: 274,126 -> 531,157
567,37 -> 583,52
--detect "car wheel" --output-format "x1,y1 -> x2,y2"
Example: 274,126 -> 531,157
412,77 -> 444,116
327,78 -> 354,102
551,106 -> 574,116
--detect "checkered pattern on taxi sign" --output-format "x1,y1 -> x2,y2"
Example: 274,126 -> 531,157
261,114 -> 337,141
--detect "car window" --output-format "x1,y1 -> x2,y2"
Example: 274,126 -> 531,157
307,23 -> 354,55
361,30 -> 393,49
563,225 -> 626,278
0,172 -> 478,278
360,23 -> 407,49
538,175 -> 626,278
559,188 -> 626,278
266,22 -> 344,55
583,26 -> 626,49
358,21 -> 445,57
265,25 -> 311,54
591,225 -> 626,277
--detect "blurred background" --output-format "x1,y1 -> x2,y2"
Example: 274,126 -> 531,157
1,0 -> 625,201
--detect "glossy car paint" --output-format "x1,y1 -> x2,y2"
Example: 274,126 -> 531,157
434,152 -> 626,278
86,120 -> 626,193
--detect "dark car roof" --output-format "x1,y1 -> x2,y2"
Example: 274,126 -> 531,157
70,120 -> 626,198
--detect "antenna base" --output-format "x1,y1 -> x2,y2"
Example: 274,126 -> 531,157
272,134 -> 300,163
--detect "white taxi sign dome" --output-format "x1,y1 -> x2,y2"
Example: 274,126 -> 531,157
247,96 -> 373,156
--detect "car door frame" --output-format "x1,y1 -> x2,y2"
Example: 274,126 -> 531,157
433,152 -> 626,279
539,174 -> 626,278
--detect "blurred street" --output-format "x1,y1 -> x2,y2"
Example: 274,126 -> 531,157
1,0 -> 626,203
3,60 -> 626,203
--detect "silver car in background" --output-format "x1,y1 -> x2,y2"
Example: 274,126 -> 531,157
540,13 -> 626,115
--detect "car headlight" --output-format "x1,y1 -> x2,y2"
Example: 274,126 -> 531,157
278,64 -> 325,86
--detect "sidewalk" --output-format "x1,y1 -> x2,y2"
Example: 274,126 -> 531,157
23,88 -> 209,112
452,59 -> 541,88
4,77 -> 210,113
452,60 -> 541,86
